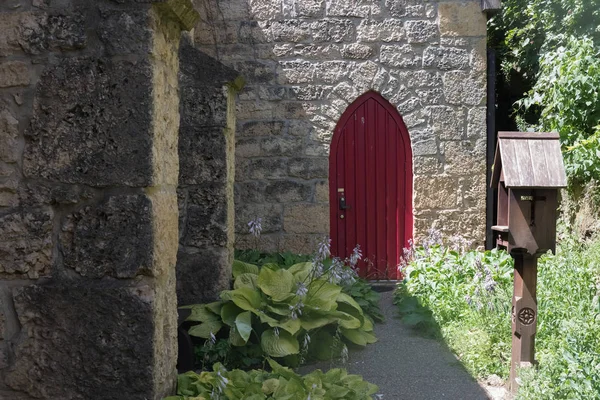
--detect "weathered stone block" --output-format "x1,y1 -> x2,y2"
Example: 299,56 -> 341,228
423,46 -> 469,70
0,110 -> 19,163
281,234 -> 322,254
181,86 -> 228,127
442,139 -> 486,175
270,20 -> 311,42
326,0 -> 381,18
283,0 -> 324,18
236,158 -> 288,181
6,281 -> 175,400
236,137 -> 262,158
341,43 -> 374,59
265,180 -> 312,203
23,57 -> 154,186
59,194 -> 154,279
292,43 -> 341,59
284,204 -> 329,234
278,61 -> 315,84
392,70 -> 442,88
0,62 -> 30,88
234,181 -> 267,204
98,9 -> 153,55
357,19 -> 404,42
239,120 -> 285,137
261,136 -> 304,155
315,180 -> 329,202
248,0 -> 282,19
314,61 -> 354,84
380,44 -> 421,68
288,157 -> 328,179
470,37 -> 487,72
438,2 -> 487,37
176,247 -> 231,305
405,20 -> 438,43
414,175 -> 458,209
443,71 -> 486,106
413,138 -> 438,156
235,233 -> 281,252
414,156 -> 443,176
467,107 -> 487,139
385,0 -> 425,18
0,209 -> 52,279
460,174 -> 486,210
179,126 -> 227,185
235,203 -> 283,234
429,106 -> 465,140
289,85 -> 330,101
311,19 -> 354,42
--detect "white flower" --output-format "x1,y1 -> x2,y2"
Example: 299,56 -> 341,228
248,217 -> 262,237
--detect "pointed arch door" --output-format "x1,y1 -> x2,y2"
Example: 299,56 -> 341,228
329,92 -> 413,280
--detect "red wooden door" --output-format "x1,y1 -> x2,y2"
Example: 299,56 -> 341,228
329,91 -> 413,280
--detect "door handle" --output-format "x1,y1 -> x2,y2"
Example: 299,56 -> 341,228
339,196 -> 350,210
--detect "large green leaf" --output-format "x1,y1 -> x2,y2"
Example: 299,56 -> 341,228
186,304 -> 221,322
287,262 -> 314,283
188,320 -> 223,338
300,311 -> 337,330
261,329 -> 299,357
340,328 -> 377,346
230,287 -> 263,311
308,330 -> 343,361
305,280 -> 342,311
258,267 -> 294,301
235,311 -> 253,342
221,302 -> 243,326
330,310 -> 362,329
233,260 -> 259,278
269,317 -> 302,335
336,293 -> 364,316
234,273 -> 259,290
229,326 -> 247,347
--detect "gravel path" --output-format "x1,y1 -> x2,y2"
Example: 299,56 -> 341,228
300,289 -> 507,399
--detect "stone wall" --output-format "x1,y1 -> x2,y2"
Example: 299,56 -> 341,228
0,1 -> 197,399
176,35 -> 242,305
193,0 -> 488,252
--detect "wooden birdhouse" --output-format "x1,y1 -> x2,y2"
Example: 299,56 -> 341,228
491,132 -> 567,255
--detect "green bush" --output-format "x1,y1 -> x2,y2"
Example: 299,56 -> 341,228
166,359 -> 378,400
185,260 -> 376,368
396,232 -> 600,398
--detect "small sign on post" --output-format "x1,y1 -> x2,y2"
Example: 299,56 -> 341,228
490,132 -> 567,393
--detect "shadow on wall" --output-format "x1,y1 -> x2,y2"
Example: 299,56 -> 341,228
190,0 -> 489,255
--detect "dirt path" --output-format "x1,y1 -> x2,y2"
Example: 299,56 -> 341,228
300,289 -> 507,399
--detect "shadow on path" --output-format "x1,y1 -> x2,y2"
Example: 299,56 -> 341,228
299,290 -> 492,399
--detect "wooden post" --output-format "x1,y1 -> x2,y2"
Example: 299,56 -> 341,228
509,251 -> 538,393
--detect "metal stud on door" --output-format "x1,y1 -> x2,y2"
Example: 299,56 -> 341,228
329,92 -> 413,280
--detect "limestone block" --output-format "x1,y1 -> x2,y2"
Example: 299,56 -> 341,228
235,203 -> 283,234
179,126 -> 227,185
0,209 -> 52,279
235,233 -> 281,252
278,61 -> 315,84
326,0 -> 381,18
261,136 -> 304,155
442,139 -> 486,175
234,181 -> 267,204
59,194 -> 154,279
236,158 -> 288,181
265,180 -> 312,203
405,20 -> 438,43
412,138 -> 438,156
414,156 -> 443,176
414,175 -> 459,209
283,204 -> 329,234
460,174 -> 486,210
257,85 -> 287,100
438,2 -> 487,37
283,0 -> 325,18
443,71 -> 486,106
357,19 -> 404,42
274,101 -> 315,119
467,107 -> 487,139
341,42 -> 375,59
392,70 -> 442,88
470,37 -> 487,72
176,247 -> 231,305
0,62 -> 30,88
350,61 -> 379,91
315,180 -> 329,202
289,85 -> 330,101
248,0 -> 282,19
98,8 -> 152,55
429,106 -> 465,140
380,44 -> 421,68
181,86 -> 228,127
6,281 -> 175,400
270,20 -> 311,42
23,57 -> 154,186
236,137 -> 262,158
288,157 -> 328,179
314,61 -> 353,84
311,19 -> 355,42
332,81 -> 360,101
238,21 -> 271,44
291,44 -> 341,59
423,46 -> 469,70
415,88 -> 444,105
281,234 -> 322,254
0,110 -> 19,163
239,120 -> 285,137
385,0 -> 426,18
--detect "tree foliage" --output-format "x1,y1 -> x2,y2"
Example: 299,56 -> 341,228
490,0 -> 600,184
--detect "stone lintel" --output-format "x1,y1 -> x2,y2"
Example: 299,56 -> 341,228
154,0 -> 200,31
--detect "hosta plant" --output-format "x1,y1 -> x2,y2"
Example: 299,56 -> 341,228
165,359 -> 378,400
185,260 -> 376,366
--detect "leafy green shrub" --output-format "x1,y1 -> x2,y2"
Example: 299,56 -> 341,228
185,260 -> 376,368
166,359 -> 378,400
235,250 -> 312,268
395,239 -> 514,378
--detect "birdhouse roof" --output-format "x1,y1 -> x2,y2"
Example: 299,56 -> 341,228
491,132 -> 567,188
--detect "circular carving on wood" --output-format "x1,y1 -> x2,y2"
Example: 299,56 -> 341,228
518,307 -> 536,325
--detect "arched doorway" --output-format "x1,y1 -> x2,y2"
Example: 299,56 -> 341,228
329,91 -> 413,280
